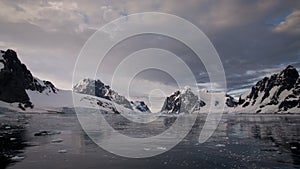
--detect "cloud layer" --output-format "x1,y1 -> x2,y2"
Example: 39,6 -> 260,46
0,0 -> 299,100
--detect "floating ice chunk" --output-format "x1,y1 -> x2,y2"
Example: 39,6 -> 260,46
11,156 -> 25,161
51,138 -> 64,143
58,149 -> 67,153
157,146 -> 167,150
216,144 -> 226,147
34,131 -> 61,136
47,131 -> 61,135
143,148 -> 151,151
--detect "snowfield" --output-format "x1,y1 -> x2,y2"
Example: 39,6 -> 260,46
0,87 -> 297,114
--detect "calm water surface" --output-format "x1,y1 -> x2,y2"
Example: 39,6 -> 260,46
1,111 -> 300,169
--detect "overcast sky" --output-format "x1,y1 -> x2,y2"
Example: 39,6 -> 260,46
0,0 -> 299,106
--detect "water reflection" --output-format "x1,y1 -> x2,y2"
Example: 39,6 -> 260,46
0,116 -> 27,169
4,112 -> 300,169
226,115 -> 300,166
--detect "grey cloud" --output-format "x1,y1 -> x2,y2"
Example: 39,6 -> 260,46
0,0 -> 299,95
274,10 -> 300,34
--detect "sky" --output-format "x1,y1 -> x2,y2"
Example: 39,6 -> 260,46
0,0 -> 299,110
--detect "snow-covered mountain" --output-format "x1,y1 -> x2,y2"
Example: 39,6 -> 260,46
235,65 -> 299,113
161,66 -> 299,114
73,78 -> 132,109
161,87 -> 206,114
0,49 -> 148,114
25,89 -> 136,114
0,49 -> 298,114
0,49 -> 58,109
161,87 -> 236,114
73,78 -> 151,112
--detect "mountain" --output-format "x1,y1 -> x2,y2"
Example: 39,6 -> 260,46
130,101 -> 151,113
1,49 -> 298,114
0,49 -> 57,109
73,78 -> 132,109
161,87 -> 237,114
236,65 -> 299,113
0,49 -> 150,114
162,65 -> 300,114
73,78 -> 151,112
161,87 -> 206,114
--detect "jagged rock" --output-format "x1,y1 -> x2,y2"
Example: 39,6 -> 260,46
0,49 -> 58,106
161,88 -> 205,114
73,79 -> 110,100
161,91 -> 181,114
73,79 -> 132,109
238,96 -> 245,105
97,100 -> 120,114
225,94 -> 238,107
279,99 -> 299,111
130,101 -> 151,113
237,65 -> 300,113
244,65 -> 298,107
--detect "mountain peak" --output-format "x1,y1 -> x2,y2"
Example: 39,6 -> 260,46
74,78 -> 153,112
0,49 -> 58,108
181,86 -> 192,93
238,65 -> 299,113
73,78 -> 108,94
73,78 -> 128,106
278,65 -> 299,84
161,88 -> 206,114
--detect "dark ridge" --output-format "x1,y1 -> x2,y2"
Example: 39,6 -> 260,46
0,49 -> 57,106
239,65 -> 300,112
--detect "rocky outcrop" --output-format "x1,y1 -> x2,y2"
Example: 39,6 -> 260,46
73,79 -> 154,112
161,88 -> 206,114
73,78 -> 133,110
237,65 -> 299,113
0,49 -> 58,107
130,101 -> 151,113
226,94 -> 238,107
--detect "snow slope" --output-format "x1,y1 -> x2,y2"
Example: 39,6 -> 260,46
25,89 -> 118,113
22,89 -> 152,117
234,65 -> 299,114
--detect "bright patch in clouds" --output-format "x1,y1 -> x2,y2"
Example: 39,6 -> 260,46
274,10 -> 300,34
